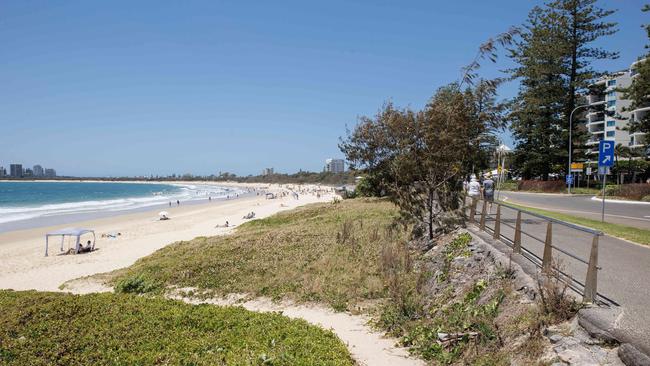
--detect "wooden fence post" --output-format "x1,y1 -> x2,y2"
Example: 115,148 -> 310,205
480,200 -> 487,230
583,234 -> 599,303
513,211 -> 522,254
469,200 -> 476,223
542,221 -> 553,270
493,204 -> 501,240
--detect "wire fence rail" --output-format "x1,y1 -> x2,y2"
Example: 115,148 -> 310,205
467,198 -> 617,306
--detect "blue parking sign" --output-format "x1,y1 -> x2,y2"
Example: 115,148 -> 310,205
566,174 -> 573,185
598,140 -> 615,167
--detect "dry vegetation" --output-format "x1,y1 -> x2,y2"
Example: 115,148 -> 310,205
103,198 -> 583,365
111,198 -> 403,311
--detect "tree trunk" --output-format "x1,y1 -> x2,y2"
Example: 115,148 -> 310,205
428,189 -> 434,240
568,2 -> 579,165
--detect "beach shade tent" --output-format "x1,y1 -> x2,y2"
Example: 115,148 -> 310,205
45,228 -> 95,257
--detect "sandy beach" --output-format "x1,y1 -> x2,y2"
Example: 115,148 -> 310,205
0,183 -> 335,292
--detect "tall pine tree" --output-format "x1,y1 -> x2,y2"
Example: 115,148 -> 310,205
623,4 -> 650,153
508,7 -> 567,179
508,0 -> 618,179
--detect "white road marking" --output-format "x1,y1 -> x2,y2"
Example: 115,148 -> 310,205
590,196 -> 650,205
505,200 -> 650,223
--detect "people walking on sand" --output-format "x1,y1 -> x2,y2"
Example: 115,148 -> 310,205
176,200 -> 180,206
169,201 -> 172,207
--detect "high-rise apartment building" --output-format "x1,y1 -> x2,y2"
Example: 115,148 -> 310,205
261,168 -> 274,176
585,71 -> 631,155
44,168 -> 57,177
629,58 -> 648,150
324,158 -> 345,173
584,58 -> 648,155
33,165 -> 44,177
9,164 -> 23,178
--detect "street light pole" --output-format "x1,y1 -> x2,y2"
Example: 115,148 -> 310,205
568,104 -> 591,194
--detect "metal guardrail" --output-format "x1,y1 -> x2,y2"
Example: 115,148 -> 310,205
467,198 -> 615,305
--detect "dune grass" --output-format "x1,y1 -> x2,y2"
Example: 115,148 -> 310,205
499,201 -> 650,246
110,198 -> 403,310
0,290 -> 354,366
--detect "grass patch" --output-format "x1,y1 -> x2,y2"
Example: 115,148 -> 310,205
499,180 -> 600,195
110,199 -> 403,309
500,201 -> 650,246
0,290 -> 354,366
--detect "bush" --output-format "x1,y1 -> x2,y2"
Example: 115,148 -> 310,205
604,183 -> 650,201
536,266 -> 580,323
517,180 -> 565,193
643,195 -> 650,202
114,274 -> 161,294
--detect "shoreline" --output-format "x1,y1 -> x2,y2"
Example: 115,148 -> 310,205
0,183 -> 336,292
0,180 -> 263,233
0,190 -> 255,234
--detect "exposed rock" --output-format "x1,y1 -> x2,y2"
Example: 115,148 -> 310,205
618,343 -> 650,366
550,334 -> 563,344
545,318 -> 624,365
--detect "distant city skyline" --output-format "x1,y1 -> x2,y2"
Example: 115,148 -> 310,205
1,162 -> 57,178
2,1 -> 648,176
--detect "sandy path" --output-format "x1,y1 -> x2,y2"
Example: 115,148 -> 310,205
177,296 -> 426,366
64,279 -> 425,366
0,183 -> 331,291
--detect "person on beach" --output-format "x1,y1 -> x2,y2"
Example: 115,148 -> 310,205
176,200 -> 180,206
169,201 -> 172,207
78,240 -> 92,253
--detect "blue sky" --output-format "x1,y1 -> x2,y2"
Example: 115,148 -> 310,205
1,0 -> 647,177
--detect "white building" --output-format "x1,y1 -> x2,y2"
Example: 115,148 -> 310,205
629,58 -> 648,149
261,167 -> 274,176
585,58 -> 648,154
585,70 -> 632,155
324,158 -> 345,173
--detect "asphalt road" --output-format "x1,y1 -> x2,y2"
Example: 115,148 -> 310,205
498,191 -> 650,229
473,198 -> 650,355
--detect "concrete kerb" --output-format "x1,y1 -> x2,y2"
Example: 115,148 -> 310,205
466,226 -> 650,366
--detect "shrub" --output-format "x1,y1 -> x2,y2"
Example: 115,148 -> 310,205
536,265 -> 580,323
605,183 -> 650,201
517,180 -> 565,193
114,274 -> 161,294
643,195 -> 650,202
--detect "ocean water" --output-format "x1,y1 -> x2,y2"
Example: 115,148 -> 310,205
0,181 -> 243,225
